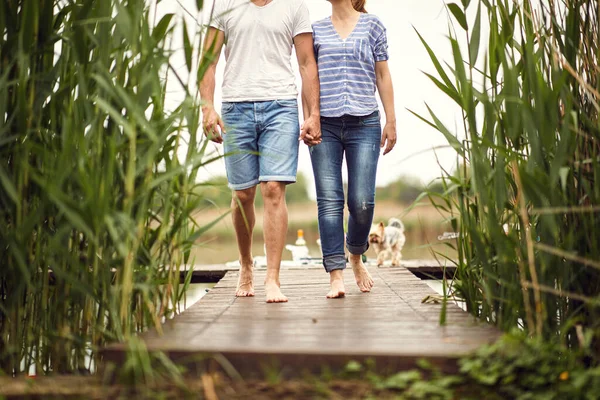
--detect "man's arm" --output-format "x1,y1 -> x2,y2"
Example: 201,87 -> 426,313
294,32 -> 321,146
199,27 -> 226,143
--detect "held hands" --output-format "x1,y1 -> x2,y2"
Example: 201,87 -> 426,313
202,105 -> 226,144
381,121 -> 397,155
300,115 -> 322,146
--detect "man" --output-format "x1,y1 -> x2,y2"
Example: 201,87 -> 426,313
200,0 -> 321,303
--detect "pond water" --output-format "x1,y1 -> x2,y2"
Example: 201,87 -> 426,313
179,283 -> 214,311
424,280 -> 467,311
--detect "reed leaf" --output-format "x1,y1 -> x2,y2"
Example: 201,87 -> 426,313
0,0 -> 220,374
417,0 -> 600,350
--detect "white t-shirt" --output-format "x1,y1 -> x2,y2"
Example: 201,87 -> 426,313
210,0 -> 312,102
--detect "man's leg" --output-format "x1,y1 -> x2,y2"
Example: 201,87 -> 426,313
221,101 -> 260,297
232,187 -> 257,297
255,99 -> 301,303
260,181 -> 288,303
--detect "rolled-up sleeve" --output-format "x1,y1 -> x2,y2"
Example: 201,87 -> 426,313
373,28 -> 389,62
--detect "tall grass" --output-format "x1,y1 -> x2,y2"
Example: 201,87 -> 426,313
417,0 -> 599,349
0,0 -> 217,375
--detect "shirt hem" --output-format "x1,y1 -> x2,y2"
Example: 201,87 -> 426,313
320,107 -> 380,118
222,95 -> 298,102
208,22 -> 223,31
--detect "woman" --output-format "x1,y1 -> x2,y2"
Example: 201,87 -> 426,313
310,0 -> 396,298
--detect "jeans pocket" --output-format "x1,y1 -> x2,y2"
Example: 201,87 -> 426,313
221,102 -> 235,114
275,99 -> 298,108
360,112 -> 381,127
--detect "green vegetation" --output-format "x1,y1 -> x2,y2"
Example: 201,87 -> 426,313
342,333 -> 600,400
417,0 -> 600,349
4,333 -> 597,399
0,0 -> 214,375
377,176 -> 444,205
2,0 -> 599,398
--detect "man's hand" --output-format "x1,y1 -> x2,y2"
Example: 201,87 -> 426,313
300,115 -> 322,146
381,121 -> 397,155
202,106 -> 226,144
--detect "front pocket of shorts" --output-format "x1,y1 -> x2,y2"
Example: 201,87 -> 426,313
221,102 -> 235,114
275,99 -> 298,108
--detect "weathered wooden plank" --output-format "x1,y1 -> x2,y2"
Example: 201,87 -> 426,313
103,266 -> 499,376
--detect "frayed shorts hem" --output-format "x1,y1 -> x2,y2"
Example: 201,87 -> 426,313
228,179 -> 260,191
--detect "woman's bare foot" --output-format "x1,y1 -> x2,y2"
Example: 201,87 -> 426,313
349,254 -> 374,292
236,261 -> 254,297
327,269 -> 346,298
265,280 -> 288,303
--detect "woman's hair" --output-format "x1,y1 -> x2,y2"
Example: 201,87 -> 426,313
352,0 -> 367,13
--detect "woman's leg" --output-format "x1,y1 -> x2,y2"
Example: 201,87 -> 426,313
309,118 -> 346,298
345,113 -> 381,292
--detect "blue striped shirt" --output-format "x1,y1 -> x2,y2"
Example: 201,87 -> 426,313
312,13 -> 389,118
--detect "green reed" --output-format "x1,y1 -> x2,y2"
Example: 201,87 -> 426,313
0,0 -> 218,374
417,0 -> 600,349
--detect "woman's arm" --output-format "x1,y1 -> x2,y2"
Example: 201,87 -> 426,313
375,60 -> 397,155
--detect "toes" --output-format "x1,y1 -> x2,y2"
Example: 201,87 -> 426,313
267,296 -> 288,303
357,280 -> 371,292
327,289 -> 345,299
236,289 -> 255,297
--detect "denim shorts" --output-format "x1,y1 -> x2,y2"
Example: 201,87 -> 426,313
221,100 -> 300,191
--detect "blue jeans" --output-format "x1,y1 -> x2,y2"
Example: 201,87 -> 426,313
309,112 -> 381,272
221,100 -> 300,190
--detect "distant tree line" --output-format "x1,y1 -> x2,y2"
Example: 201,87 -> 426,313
195,173 -> 443,207
375,176 -> 444,204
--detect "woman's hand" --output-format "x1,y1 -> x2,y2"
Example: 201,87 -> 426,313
300,115 -> 322,146
380,121 -> 396,155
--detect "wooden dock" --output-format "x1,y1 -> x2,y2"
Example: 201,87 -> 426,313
104,265 -> 499,376
186,259 -> 457,282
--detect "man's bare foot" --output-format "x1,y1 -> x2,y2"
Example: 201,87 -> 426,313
236,262 -> 254,297
349,254 -> 374,292
265,280 -> 288,303
327,269 -> 345,298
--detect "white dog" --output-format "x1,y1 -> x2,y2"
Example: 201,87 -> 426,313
368,218 -> 406,266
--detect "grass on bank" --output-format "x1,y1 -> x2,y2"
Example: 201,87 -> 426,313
1,333 -> 599,400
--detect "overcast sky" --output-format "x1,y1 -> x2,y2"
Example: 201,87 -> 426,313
155,0 -> 472,190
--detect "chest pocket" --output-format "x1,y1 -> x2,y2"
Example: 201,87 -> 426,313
353,38 -> 371,62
